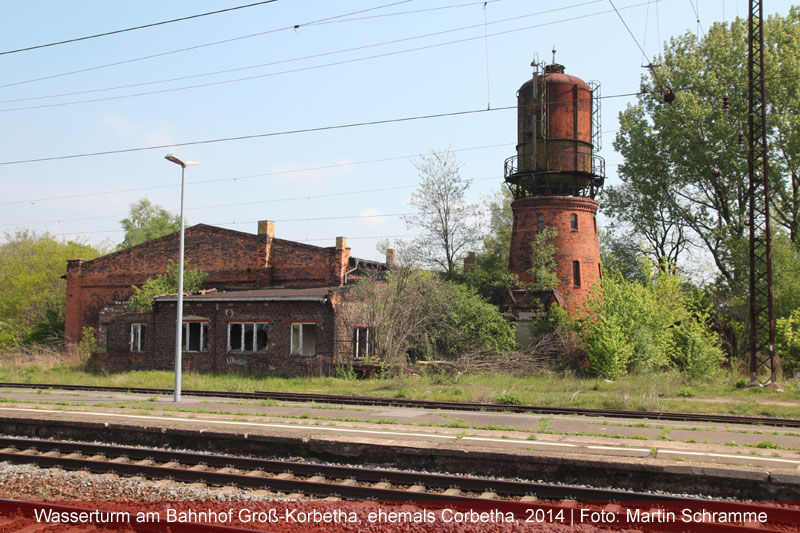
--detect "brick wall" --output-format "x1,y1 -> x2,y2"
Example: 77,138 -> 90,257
66,224 -> 352,345
268,238 -> 350,287
102,298 -> 340,377
509,196 -> 601,313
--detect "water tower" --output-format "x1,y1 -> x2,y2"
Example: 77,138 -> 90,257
504,59 -> 604,323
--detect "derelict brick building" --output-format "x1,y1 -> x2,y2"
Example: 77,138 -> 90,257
66,221 -> 384,376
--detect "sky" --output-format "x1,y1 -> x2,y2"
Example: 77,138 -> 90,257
0,0 -> 797,262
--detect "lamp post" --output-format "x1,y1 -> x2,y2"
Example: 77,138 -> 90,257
165,154 -> 201,402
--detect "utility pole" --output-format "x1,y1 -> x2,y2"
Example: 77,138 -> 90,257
747,0 -> 776,385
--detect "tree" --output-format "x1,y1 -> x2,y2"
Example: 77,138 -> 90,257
0,231 -> 100,348
128,259 -> 208,311
576,268 -> 724,380
117,199 -> 181,250
462,186 -> 518,306
528,227 -> 559,291
402,150 -> 481,275
482,185 -> 513,261
343,264 -> 516,367
610,9 -> 800,288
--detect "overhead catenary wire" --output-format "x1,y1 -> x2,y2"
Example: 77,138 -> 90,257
0,0 -> 281,56
0,0 -> 495,89
0,90 -> 642,167
0,173 -> 504,228
0,0 -> 652,112
607,0 -> 670,97
0,143 -> 512,207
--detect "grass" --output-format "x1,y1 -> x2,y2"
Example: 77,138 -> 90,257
0,353 -> 799,418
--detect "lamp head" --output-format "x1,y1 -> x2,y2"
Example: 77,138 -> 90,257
165,154 -> 201,167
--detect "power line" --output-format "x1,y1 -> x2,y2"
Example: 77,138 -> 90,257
0,0 -> 280,56
0,0 -> 479,89
0,107 -> 516,166
0,175 -> 505,234
0,1 -> 611,110
0,142 -> 510,208
0,87 -> 642,167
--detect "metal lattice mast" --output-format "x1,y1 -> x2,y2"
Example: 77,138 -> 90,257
747,0 -> 776,384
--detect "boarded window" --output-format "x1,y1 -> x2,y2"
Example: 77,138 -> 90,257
183,322 -> 208,352
573,261 -> 581,288
353,327 -> 372,358
228,323 -> 268,353
291,323 -> 316,356
130,323 -> 146,353
570,213 -> 578,231
537,214 -> 545,231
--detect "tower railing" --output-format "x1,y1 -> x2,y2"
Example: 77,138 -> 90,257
503,153 -> 605,181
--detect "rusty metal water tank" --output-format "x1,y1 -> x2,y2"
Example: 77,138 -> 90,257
505,63 -> 604,199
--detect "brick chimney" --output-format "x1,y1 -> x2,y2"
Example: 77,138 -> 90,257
257,220 -> 275,238
463,251 -> 476,273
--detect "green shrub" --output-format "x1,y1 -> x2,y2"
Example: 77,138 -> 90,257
777,308 -> 800,375
441,282 -> 518,355
576,265 -> 723,380
496,391 -> 522,405
128,259 -> 208,311
583,315 -> 633,379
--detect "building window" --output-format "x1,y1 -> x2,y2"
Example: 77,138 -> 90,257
183,322 -> 209,352
537,213 -> 545,231
130,323 -> 146,353
593,216 -> 597,234
353,326 -> 372,358
573,261 -> 581,288
291,323 -> 316,356
570,213 -> 578,231
228,322 -> 268,353
598,262 -> 603,279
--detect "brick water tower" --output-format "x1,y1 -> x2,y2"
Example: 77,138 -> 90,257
503,59 -> 604,327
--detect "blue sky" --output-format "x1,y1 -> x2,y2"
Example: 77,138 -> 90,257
1,0 -> 795,261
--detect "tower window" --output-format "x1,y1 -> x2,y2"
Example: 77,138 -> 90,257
570,213 -> 578,231
593,216 -> 597,234
573,261 -> 581,288
537,214 -> 545,230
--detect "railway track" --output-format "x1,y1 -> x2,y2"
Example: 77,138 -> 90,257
0,436 -> 665,502
0,437 -> 798,533
1,382 -> 798,428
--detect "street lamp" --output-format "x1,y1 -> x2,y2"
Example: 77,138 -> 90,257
165,154 -> 201,402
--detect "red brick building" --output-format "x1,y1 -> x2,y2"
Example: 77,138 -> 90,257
66,221 -> 385,376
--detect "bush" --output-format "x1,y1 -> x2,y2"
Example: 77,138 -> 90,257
439,282 -> 518,356
576,265 -> 723,380
22,309 -> 64,346
128,259 -> 208,311
777,308 -> 800,375
583,314 -> 633,379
